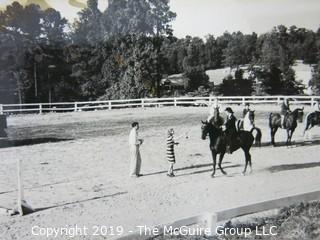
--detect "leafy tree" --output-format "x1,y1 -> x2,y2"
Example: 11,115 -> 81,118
101,35 -> 159,99
204,34 -> 223,69
41,8 -> 68,45
222,32 -> 256,69
219,69 -> 252,96
103,0 -> 176,38
72,0 -> 103,45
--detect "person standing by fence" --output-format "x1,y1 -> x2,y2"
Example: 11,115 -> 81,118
129,122 -> 143,177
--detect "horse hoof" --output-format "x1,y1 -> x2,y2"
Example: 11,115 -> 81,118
211,174 -> 215,178
222,172 -> 227,175
242,172 -> 246,176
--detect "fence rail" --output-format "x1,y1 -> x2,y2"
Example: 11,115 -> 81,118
118,190 -> 320,239
0,95 -> 319,115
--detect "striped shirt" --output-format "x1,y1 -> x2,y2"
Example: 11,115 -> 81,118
166,134 -> 175,163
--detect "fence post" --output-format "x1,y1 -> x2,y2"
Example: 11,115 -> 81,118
108,101 -> 112,110
277,96 -> 281,105
17,159 -> 24,216
0,104 -> 3,115
174,98 -> 177,107
141,99 -> 145,108
39,104 -> 42,114
206,213 -> 218,236
242,97 -> 245,105
17,159 -> 34,215
74,102 -> 78,112
311,97 -> 315,107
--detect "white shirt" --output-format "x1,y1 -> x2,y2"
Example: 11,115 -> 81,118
129,128 -> 139,147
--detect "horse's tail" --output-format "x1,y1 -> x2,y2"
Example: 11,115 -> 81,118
303,112 -> 313,135
250,127 -> 262,147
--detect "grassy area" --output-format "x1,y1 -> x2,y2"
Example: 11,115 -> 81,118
153,201 -> 320,240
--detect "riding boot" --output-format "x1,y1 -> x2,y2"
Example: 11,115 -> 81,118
226,145 -> 232,154
281,117 -> 285,128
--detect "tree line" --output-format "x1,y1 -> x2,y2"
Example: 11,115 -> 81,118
0,0 -> 320,104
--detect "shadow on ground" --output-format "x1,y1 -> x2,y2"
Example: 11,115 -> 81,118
143,161 -> 234,177
256,139 -> 320,148
21,191 -> 128,216
0,137 -> 73,149
267,161 -> 320,173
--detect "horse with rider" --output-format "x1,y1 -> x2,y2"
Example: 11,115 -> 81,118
202,102 -> 254,177
269,98 -> 304,146
303,99 -> 320,135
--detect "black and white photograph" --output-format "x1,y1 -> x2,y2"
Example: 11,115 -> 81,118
0,0 -> 320,239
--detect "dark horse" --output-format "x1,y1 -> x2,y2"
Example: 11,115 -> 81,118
201,110 -> 254,177
237,110 -> 262,147
303,111 -> 320,135
269,108 -> 304,146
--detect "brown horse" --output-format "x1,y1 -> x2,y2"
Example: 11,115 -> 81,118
269,108 -> 304,146
201,109 -> 254,177
303,111 -> 320,135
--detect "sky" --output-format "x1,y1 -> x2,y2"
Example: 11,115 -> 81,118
0,0 -> 320,38
170,0 -> 320,38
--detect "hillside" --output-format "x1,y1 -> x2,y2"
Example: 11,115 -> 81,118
205,60 -> 314,95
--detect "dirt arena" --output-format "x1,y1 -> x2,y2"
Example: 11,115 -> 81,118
0,105 -> 320,240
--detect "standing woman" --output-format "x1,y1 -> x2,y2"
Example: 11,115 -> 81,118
166,128 -> 179,177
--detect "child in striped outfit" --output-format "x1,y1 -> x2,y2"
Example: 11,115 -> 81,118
167,128 -> 179,177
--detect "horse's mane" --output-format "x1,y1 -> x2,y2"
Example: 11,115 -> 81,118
291,108 -> 302,113
290,108 -> 303,117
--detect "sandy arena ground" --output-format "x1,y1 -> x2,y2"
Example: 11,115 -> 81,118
0,105 -> 320,240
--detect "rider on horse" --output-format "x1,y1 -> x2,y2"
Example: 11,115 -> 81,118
280,98 -> 290,128
313,100 -> 320,112
207,97 -> 220,124
224,107 -> 237,154
243,103 -> 250,119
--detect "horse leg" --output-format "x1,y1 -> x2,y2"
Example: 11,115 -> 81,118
218,152 -> 227,175
303,121 -> 310,136
286,130 -> 290,146
270,127 -> 278,146
211,151 -> 217,178
242,150 -> 251,175
304,122 -> 313,140
257,129 -> 262,147
289,128 -> 295,146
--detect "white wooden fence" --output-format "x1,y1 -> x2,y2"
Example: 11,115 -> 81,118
0,95 -> 320,115
118,189 -> 320,239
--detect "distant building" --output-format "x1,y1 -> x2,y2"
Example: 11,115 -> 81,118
161,73 -> 190,96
